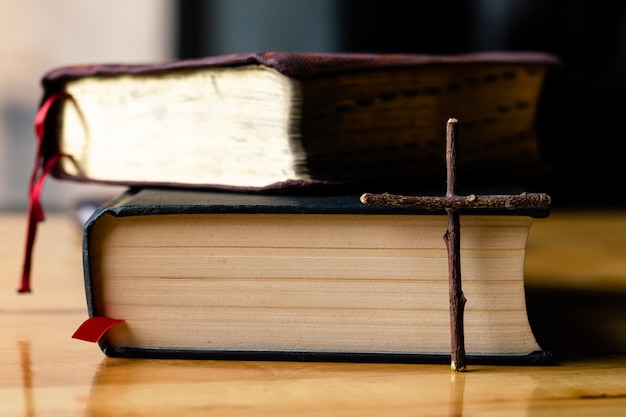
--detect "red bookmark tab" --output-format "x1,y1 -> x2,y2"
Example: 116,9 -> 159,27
72,317 -> 125,343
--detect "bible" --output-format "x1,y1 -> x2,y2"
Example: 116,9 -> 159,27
74,188 -> 551,364
38,51 -> 558,190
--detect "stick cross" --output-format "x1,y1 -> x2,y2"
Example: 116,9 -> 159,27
360,118 -> 551,371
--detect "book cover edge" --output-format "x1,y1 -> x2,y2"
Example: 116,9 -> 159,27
42,51 -> 560,85
99,345 -> 553,366
94,188 -> 550,218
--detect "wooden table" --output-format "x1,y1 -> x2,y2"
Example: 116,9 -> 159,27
2,211 -> 626,416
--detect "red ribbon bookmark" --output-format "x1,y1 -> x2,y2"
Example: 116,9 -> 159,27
72,317 -> 125,343
19,93 -> 69,293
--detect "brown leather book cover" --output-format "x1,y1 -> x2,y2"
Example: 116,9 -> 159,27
41,50 -> 559,90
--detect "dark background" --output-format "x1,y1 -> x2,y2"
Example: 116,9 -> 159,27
176,0 -> 626,208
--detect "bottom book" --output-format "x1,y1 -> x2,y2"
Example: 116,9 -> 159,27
75,188 -> 551,365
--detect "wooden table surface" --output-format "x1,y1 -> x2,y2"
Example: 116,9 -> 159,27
1,210 -> 626,416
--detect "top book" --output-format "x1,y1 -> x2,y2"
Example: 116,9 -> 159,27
38,51 -> 558,190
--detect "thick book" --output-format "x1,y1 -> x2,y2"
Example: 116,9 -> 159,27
39,51 -> 558,191
75,188 -> 551,364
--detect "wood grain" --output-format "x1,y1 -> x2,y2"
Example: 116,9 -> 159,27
1,212 -> 626,416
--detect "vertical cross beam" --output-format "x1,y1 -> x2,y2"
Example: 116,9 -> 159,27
443,118 -> 466,372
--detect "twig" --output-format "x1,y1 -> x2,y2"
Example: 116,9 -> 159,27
359,192 -> 551,210
444,118 -> 466,372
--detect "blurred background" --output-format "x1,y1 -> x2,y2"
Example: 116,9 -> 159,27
2,0 -> 626,211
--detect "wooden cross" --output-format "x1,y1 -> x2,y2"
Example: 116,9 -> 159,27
360,118 -> 551,371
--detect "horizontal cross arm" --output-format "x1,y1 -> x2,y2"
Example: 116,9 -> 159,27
360,192 -> 551,211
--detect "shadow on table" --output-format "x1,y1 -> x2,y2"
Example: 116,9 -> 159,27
526,286 -> 626,361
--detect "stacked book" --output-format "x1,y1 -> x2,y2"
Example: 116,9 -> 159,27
25,51 -> 558,364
